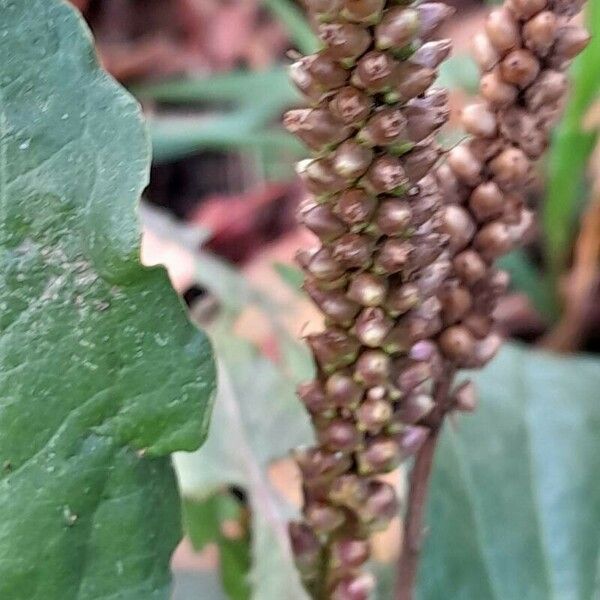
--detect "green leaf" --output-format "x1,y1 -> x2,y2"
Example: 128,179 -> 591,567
175,322 -> 313,600
437,55 -> 479,94
183,494 -> 252,600
0,2 -> 216,599
133,66 -> 298,106
417,344 -> 600,599
497,250 -> 555,321
273,262 -> 304,294
260,0 -> 318,54
543,0 -> 600,282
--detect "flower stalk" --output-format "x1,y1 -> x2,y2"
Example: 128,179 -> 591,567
286,0 -> 589,597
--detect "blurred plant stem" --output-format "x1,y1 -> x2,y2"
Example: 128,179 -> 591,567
543,0 -> 600,310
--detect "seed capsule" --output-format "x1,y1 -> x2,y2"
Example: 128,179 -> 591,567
332,233 -> 374,269
395,393 -> 435,424
499,107 -> 546,159
358,480 -> 399,530
385,283 -> 421,317
453,250 -> 488,284
438,325 -> 475,362
308,53 -> 349,89
342,0 -> 386,24
474,221 -> 513,261
397,425 -> 430,455
319,23 -> 372,64
335,189 -> 377,228
347,272 -> 388,307
463,313 -> 493,339
300,203 -> 347,241
374,199 -> 413,236
318,418 -> 363,453
354,51 -> 396,93
305,281 -> 360,325
329,474 -> 370,508
299,246 -> 345,282
329,86 -> 374,126
472,32 -> 500,70
418,258 -> 452,296
447,143 -> 482,186
402,140 -> 441,182
284,108 -> 351,151
404,95 -> 450,143
307,328 -> 361,373
525,69 -> 568,111
331,573 -> 376,600
361,155 -> 408,195
298,380 -> 334,416
326,373 -> 364,408
485,8 -> 520,53
375,7 -> 420,50
354,350 -> 391,386
358,107 -> 408,148
410,39 -> 452,69
395,359 -> 432,392
391,63 -> 436,102
552,25 -> 591,61
506,0 -> 547,19
440,205 -> 476,254
295,447 -> 353,483
489,147 -> 531,189
358,435 -> 402,474
469,181 -> 504,222
552,0 -> 586,17
330,537 -> 370,571
289,522 -> 321,577
306,0 -> 344,22
356,307 -> 394,347
440,284 -> 473,325
306,502 -> 346,534
297,158 -> 348,196
461,103 -> 497,138
356,394 -> 393,433
333,140 -> 375,180
417,2 -> 455,38
523,11 -> 558,56
374,238 -> 413,274
500,49 -> 540,88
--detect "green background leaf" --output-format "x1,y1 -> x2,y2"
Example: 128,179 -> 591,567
418,345 -> 600,599
0,1 -> 215,598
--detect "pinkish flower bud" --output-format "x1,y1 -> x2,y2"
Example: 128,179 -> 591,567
552,24 -> 591,61
374,238 -> 413,274
385,283 -> 420,316
469,181 -> 505,222
472,32 -> 500,70
417,2 -> 456,38
284,108 -> 351,151
357,107 -> 408,147
461,103 -> 498,138
438,325 -> 476,362
354,51 -> 396,93
480,68 -> 518,108
410,39 -> 452,69
330,537 -> 370,571
440,204 -> 477,254
289,522 -> 321,577
361,155 -> 409,194
358,480 -> 399,530
298,380 -> 335,416
305,280 -> 360,326
500,49 -> 541,88
299,246 -> 345,282
395,393 -> 435,424
397,424 -> 430,455
391,63 -> 436,102
523,11 -> 558,56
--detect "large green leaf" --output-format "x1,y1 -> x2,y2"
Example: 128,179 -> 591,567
418,345 -> 600,599
0,2 -> 215,599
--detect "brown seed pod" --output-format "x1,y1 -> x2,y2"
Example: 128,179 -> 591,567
335,189 -> 378,228
329,86 -> 374,126
375,7 -> 420,50
319,23 -> 372,64
485,8 -> 520,53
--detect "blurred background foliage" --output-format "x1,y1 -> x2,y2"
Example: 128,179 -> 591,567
74,0 -> 600,597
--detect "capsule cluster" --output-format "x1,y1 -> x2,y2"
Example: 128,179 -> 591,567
284,1 -> 456,597
436,0 -> 590,372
